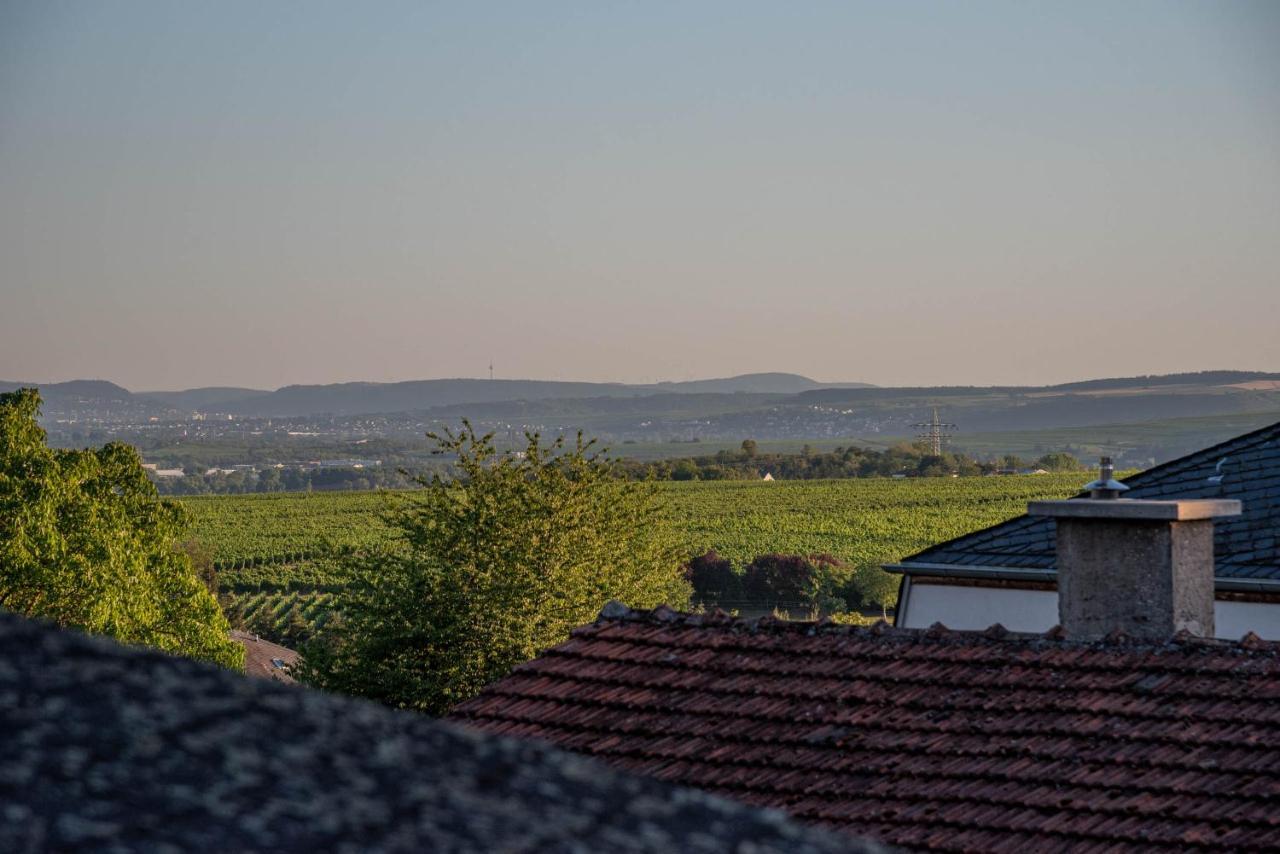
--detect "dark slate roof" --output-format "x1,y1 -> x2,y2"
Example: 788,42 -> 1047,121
450,604 -> 1280,853
896,419 -> 1280,581
0,611 -> 878,854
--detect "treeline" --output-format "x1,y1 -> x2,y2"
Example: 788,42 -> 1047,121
154,465 -> 427,495
156,441 -> 1084,492
616,441 -> 1083,481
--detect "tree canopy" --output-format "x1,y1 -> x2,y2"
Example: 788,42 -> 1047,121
302,422 -> 690,714
0,389 -> 242,669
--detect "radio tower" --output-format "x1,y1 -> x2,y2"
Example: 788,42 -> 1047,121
913,408 -> 957,456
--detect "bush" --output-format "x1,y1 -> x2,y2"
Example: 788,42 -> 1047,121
301,422 -> 691,714
685,550 -> 741,601
838,563 -> 900,615
742,554 -> 813,603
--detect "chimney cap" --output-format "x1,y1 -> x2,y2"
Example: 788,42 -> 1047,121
1029,498 -> 1242,521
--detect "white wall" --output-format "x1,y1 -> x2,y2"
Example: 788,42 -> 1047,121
1216,600 -> 1280,640
899,583 -> 1058,633
898,581 -> 1280,640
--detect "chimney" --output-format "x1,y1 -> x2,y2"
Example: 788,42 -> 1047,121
1028,459 -> 1240,641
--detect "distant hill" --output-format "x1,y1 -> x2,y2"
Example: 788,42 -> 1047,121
1047,371 -> 1280,392
231,373 -> 861,416
134,387 -> 272,409
0,379 -> 134,409
11,372 -> 1280,444
651,373 -> 867,395
3,373 -> 869,418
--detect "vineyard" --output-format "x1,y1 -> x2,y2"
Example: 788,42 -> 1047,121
187,474 -> 1088,641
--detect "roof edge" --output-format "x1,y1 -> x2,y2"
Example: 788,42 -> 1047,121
587,603 -> 1280,652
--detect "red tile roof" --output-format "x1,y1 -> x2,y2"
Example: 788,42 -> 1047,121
450,606 -> 1280,853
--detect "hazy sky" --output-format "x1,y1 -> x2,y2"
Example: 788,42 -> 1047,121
2,2 -> 1277,391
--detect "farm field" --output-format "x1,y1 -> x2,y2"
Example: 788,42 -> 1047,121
185,474 -> 1088,638
184,474 -> 1088,578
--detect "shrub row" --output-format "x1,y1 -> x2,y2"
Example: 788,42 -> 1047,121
684,550 -> 898,616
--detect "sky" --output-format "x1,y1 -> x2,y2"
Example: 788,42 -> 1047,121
1,2 -> 1277,391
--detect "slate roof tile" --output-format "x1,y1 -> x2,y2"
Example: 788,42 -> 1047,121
899,420 -> 1280,580
452,606 -> 1280,853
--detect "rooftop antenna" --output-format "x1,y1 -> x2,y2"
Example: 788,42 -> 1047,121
912,407 -> 957,456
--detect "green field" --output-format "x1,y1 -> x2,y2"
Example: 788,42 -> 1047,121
187,474 -> 1087,638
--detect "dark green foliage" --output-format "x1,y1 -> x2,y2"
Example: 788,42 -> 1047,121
684,550 -> 741,600
301,422 -> 691,714
686,551 -> 896,616
0,389 -> 242,669
617,442 -> 1025,481
742,554 -> 819,604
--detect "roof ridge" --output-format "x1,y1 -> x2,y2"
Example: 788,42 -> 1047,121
589,603 -> 1280,654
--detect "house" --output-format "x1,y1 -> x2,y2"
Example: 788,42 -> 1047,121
230,629 -> 299,683
887,420 -> 1280,638
0,612 -> 874,854
453,492 -> 1280,851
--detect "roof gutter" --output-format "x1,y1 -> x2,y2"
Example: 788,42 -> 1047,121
884,562 -> 1280,593
881,562 -> 1057,582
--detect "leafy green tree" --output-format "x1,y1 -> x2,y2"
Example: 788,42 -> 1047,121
0,389 -> 243,669
741,439 -> 758,459
301,422 -> 690,714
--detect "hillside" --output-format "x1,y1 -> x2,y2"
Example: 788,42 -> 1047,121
5,372 -> 864,418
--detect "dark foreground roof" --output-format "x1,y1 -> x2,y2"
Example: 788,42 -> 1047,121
895,419 -> 1280,582
0,611 -> 876,854
451,604 -> 1280,853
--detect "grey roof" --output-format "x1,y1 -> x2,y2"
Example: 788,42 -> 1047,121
895,419 -> 1280,582
0,611 -> 879,854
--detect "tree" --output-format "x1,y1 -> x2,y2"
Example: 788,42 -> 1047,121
301,422 -> 690,714
0,389 -> 243,669
671,459 -> 700,481
684,550 -> 741,601
741,439 -> 758,459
